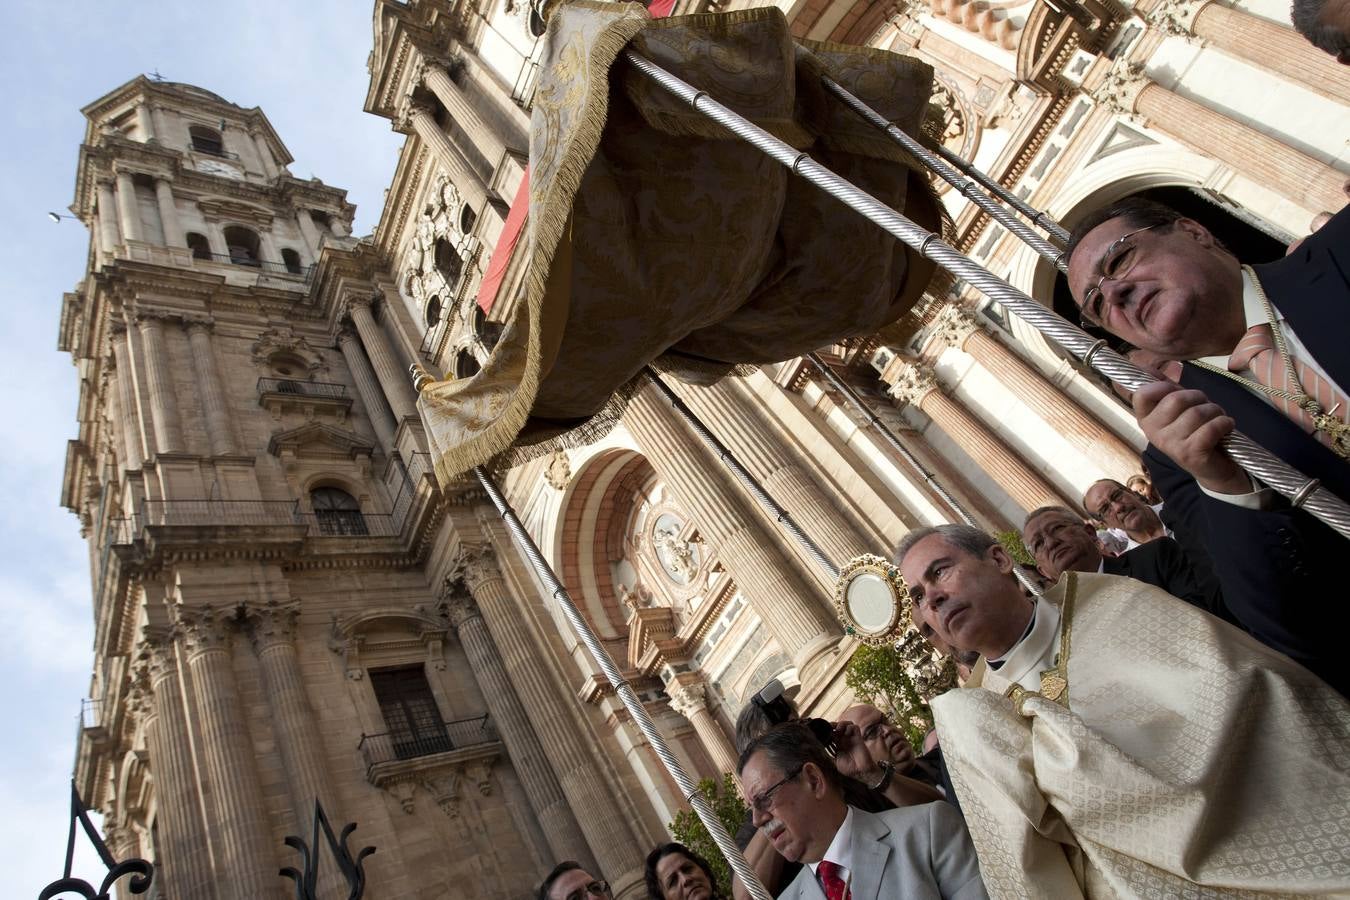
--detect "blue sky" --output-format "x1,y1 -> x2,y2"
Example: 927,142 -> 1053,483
0,2 -> 401,892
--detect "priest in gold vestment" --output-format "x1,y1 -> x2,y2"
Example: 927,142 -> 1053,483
895,524 -> 1350,898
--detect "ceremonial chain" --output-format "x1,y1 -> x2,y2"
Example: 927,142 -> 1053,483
1192,267 -> 1350,459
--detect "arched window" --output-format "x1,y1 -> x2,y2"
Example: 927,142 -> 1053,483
189,125 -> 225,157
222,226 -> 260,266
454,349 -> 481,379
459,204 -> 477,235
434,238 -> 463,286
310,487 -> 368,536
470,304 -> 487,337
425,296 -> 443,329
281,248 -> 302,275
185,232 -> 212,261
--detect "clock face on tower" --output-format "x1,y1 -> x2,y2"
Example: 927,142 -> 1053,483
195,157 -> 243,179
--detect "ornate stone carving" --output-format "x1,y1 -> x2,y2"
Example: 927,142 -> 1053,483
465,760 -> 494,796
440,585 -> 481,630
925,76 -> 978,166
928,304 -> 981,350
175,604 -> 238,659
423,772 -> 462,817
243,600 -> 300,651
666,682 -> 709,719
1093,62 -> 1151,117
447,543 -> 500,593
386,778 -> 417,814
650,515 -> 700,585
402,171 -> 471,333
886,362 -> 938,406
139,627 -> 179,685
183,316 -> 214,336
1147,0 -> 1208,37
544,451 -> 572,490
250,322 -> 324,376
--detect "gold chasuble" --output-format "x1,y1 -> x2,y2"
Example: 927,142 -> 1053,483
931,572 -> 1350,898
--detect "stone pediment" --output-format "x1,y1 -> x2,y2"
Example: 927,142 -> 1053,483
267,422 -> 374,460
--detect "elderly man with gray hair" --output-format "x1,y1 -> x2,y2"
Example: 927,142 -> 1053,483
897,523 -> 1350,897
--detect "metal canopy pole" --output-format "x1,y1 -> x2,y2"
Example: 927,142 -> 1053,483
622,48 -> 1350,541
643,368 -> 840,579
473,464 -> 775,900
817,74 -> 1068,270
804,353 -> 1043,595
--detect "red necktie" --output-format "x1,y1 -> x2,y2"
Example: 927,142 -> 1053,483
817,860 -> 850,900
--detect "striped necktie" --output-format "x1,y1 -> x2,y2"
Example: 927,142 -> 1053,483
1228,323 -> 1350,451
816,860 -> 850,900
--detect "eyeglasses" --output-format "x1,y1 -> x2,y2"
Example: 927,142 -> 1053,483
862,719 -> 891,742
750,765 -> 804,816
1079,223 -> 1163,327
563,881 -> 611,900
1089,486 -> 1133,522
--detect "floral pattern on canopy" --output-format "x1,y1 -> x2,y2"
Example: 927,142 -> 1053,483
417,0 -> 945,485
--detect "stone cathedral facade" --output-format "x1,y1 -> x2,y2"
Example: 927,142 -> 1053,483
61,0 -> 1345,898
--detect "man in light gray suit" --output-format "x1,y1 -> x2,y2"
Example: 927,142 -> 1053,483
738,723 -> 986,900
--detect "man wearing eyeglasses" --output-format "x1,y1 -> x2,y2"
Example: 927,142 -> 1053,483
738,722 -> 986,900
538,861 -> 611,900
1066,198 -> 1350,697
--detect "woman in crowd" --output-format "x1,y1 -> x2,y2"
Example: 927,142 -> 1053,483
644,842 -> 724,900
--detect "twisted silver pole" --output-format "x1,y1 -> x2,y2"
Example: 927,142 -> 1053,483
817,74 -> 1067,270
623,49 -> 1350,541
805,353 -> 1043,595
474,466 -> 775,900
643,368 -> 840,579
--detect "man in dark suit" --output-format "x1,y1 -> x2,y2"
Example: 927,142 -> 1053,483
1065,198 -> 1350,696
1021,505 -> 1226,619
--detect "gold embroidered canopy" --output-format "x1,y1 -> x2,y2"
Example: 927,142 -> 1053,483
418,0 -> 946,484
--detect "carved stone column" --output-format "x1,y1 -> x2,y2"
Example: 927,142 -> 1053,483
1149,0 -> 1350,106
418,57 -> 506,178
396,101 -> 488,211
244,601 -> 343,897
138,630 -> 214,899
134,104 -> 155,142
177,606 -> 274,900
114,171 -> 144,243
885,360 -> 1070,513
624,384 -> 842,676
96,181 -> 121,253
441,584 -> 596,868
296,208 -> 321,261
251,131 -> 279,179
1094,63 -> 1347,213
153,178 -> 184,248
135,313 -> 184,454
258,230 -> 281,268
338,326 -> 399,451
186,320 -> 235,456
669,378 -> 875,577
666,681 -> 737,776
927,305 -> 1139,478
110,323 -> 144,470
450,544 -> 643,886
347,296 -> 418,421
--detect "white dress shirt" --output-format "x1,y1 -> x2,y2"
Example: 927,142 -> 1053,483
808,805 -> 856,892
1195,269 -> 1345,509
984,596 -> 1062,692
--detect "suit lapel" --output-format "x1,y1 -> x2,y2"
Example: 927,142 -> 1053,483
1179,363 -> 1350,503
848,808 -> 892,900
1253,235 -> 1350,393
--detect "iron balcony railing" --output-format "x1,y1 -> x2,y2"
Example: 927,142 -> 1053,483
140,499 -> 301,528
256,378 -> 349,399
358,714 -> 497,773
192,251 -> 315,280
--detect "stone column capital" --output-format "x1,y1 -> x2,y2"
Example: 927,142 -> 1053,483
138,628 -> 179,685
439,582 -> 482,630
175,604 -> 237,659
1146,0 -> 1210,36
1092,62 -> 1152,117
183,316 -> 215,336
133,308 -> 179,328
109,319 -> 129,339
666,681 -> 709,719
885,360 -> 938,406
448,542 -> 501,594
243,600 -> 300,651
928,304 -> 982,350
